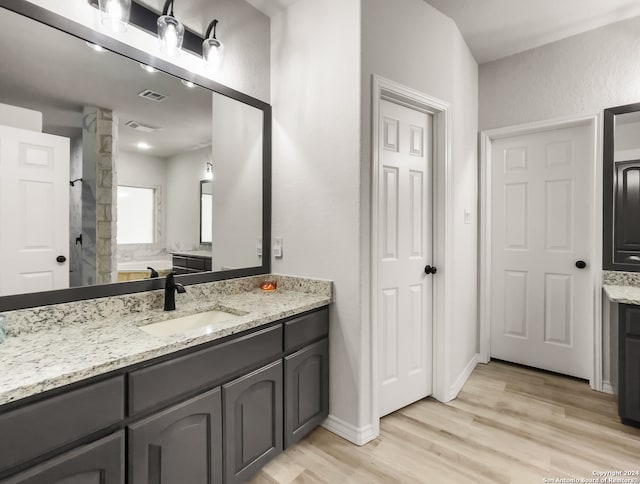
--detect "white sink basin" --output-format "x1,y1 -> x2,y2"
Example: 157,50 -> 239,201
139,310 -> 241,337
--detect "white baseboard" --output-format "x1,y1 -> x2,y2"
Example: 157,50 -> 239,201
602,381 -> 614,395
322,415 -> 377,446
446,353 -> 479,401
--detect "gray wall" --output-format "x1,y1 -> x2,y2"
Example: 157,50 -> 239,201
479,15 -> 640,130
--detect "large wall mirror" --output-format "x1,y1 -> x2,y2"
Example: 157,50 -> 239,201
0,2 -> 271,311
603,102 -> 640,271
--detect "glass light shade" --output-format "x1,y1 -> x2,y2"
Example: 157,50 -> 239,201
203,38 -> 224,70
157,15 -> 185,57
98,0 -> 131,33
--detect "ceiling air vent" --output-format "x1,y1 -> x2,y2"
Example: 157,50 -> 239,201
137,89 -> 168,102
125,120 -> 160,133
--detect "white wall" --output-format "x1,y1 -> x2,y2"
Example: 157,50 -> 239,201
271,0 -> 363,434
23,0 -> 271,103
165,146 -> 212,252
361,0 -> 479,404
479,15 -> 640,130
211,93 -> 263,271
0,102 -> 42,131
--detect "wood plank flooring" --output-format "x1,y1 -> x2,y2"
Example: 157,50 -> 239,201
249,361 -> 640,483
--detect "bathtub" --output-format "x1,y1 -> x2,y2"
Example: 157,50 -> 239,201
117,258 -> 173,282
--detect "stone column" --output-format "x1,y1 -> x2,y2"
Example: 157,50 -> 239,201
82,107 -> 118,285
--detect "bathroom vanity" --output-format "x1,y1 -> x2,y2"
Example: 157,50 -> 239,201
604,281 -> 640,427
0,276 -> 332,484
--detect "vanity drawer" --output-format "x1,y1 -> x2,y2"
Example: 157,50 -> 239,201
284,307 -> 329,353
128,324 -> 283,415
0,376 -> 124,475
187,257 -> 207,271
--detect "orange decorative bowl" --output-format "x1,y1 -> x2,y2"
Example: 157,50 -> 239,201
260,281 -> 277,292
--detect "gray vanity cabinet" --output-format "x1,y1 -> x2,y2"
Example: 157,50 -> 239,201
285,339 -> 329,448
128,387 -> 223,484
618,304 -> 640,425
223,360 -> 283,484
0,432 -> 124,484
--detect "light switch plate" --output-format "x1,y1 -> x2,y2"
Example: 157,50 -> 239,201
257,237 -> 262,257
273,237 -> 283,258
464,209 -> 472,225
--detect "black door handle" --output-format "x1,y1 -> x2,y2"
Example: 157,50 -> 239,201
56,255 -> 67,263
424,265 -> 437,275
575,260 -> 587,269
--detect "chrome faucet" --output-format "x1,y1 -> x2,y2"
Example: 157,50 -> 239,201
164,273 -> 186,311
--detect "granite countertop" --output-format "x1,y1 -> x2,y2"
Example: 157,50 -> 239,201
603,284 -> 640,305
0,283 -> 331,406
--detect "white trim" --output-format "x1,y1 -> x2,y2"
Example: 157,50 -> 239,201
602,381 -> 614,395
479,113 -> 603,390
447,353 -> 479,401
370,75 -> 452,440
322,415 -> 376,446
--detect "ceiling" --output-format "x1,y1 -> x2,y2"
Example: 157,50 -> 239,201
425,0 -> 640,64
0,6 -> 212,158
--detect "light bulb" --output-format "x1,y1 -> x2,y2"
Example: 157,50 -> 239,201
98,0 -> 131,33
157,15 -> 185,58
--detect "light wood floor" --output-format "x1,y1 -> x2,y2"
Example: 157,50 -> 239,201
249,361 -> 640,483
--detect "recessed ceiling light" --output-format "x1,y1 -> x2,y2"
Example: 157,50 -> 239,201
85,41 -> 105,52
136,142 -> 151,150
140,63 -> 158,73
181,80 -> 196,88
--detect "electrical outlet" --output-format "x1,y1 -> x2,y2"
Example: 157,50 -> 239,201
464,209 -> 472,225
273,237 -> 283,258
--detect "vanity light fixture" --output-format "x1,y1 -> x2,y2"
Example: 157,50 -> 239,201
157,0 -> 184,58
97,0 -> 131,33
85,41 -> 105,52
181,80 -> 196,88
139,63 -> 158,73
137,141 -> 151,150
203,19 -> 223,70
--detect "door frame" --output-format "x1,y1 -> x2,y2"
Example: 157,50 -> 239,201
479,113 -> 602,390
370,75 -> 452,436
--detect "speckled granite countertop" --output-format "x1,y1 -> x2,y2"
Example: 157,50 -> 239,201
603,285 -> 640,305
0,275 -> 332,406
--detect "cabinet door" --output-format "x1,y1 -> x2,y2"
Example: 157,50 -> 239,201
128,388 -> 222,484
614,162 -> 640,264
285,339 -> 329,448
223,360 -> 283,484
0,432 -> 124,484
620,305 -> 640,423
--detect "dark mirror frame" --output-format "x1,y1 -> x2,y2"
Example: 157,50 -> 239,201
603,101 -> 640,272
0,0 -> 271,311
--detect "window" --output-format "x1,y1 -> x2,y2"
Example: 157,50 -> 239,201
201,181 -> 213,244
117,186 -> 155,244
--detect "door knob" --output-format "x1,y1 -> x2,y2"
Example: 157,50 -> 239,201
424,265 -> 437,275
575,260 -> 587,269
56,255 -> 67,263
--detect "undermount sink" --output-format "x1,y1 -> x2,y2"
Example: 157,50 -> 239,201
139,310 -> 241,337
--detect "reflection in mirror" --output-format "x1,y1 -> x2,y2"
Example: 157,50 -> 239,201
200,181 -> 213,245
614,111 -> 640,162
0,6 -> 264,298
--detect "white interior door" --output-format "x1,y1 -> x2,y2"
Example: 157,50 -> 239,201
0,125 -> 70,296
490,124 -> 593,379
378,99 -> 433,417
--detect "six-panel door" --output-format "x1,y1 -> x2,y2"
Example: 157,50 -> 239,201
285,339 -> 329,448
223,360 -> 283,484
128,388 -> 223,484
0,432 -> 124,484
